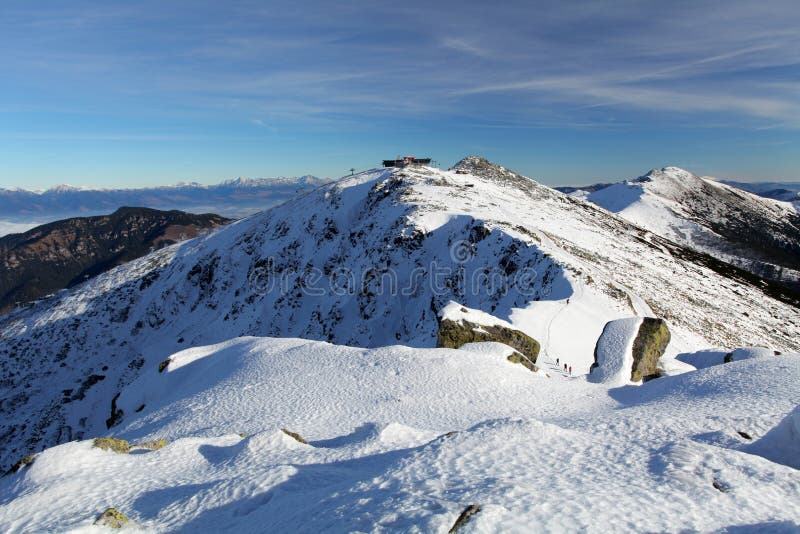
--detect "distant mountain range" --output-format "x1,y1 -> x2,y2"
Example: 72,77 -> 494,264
718,180 -> 800,202
0,176 -> 329,236
0,207 -> 230,314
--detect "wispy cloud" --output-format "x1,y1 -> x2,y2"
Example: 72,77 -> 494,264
3,0 -> 798,129
2,0 -> 800,186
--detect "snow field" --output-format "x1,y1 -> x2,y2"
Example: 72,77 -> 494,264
2,339 -> 799,532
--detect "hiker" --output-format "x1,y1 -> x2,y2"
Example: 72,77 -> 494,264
566,298 -> 570,305
569,366 -> 572,376
564,363 -> 567,372
556,357 -> 559,366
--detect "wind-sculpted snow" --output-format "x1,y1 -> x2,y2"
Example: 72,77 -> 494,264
1,159 -> 798,473
1,339 -> 798,532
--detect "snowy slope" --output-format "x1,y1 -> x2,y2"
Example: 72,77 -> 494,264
1,158 -> 799,473
1,338 -> 798,532
583,167 -> 800,287
587,317 -> 642,386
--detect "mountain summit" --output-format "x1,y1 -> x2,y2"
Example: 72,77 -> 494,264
584,166 -> 800,287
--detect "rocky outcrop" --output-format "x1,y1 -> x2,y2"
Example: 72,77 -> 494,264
281,429 -> 309,444
437,315 -> 540,371
94,508 -> 129,529
590,317 -> 670,384
93,438 -> 131,454
133,439 -> 168,451
92,437 -> 168,453
630,318 -> 670,382
449,504 -> 481,533
2,453 -> 36,477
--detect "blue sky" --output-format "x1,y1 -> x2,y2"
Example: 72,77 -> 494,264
1,0 -> 799,188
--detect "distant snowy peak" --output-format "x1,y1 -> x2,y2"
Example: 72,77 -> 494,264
583,166 -> 800,288
216,175 -> 327,189
46,184 -> 89,193
632,166 -> 707,192
6,176 -> 330,194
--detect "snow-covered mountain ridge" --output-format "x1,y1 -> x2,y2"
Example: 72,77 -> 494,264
568,166 -> 800,288
0,157 -> 797,475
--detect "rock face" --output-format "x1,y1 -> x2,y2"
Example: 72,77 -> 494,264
630,318 -> 671,382
437,318 -> 540,370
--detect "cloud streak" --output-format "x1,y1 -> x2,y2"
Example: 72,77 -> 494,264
2,0 -> 798,129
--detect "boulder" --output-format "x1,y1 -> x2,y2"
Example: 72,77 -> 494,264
94,508 -> 129,529
437,305 -> 540,371
589,317 -> 670,384
630,318 -> 670,382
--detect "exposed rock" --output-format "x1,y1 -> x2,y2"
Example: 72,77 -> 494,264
132,438 -> 168,451
506,351 -> 539,373
712,480 -> 729,493
630,318 -> 670,382
2,453 -> 36,477
437,319 -> 540,370
725,347 -> 774,363
281,429 -> 308,444
92,437 -> 131,454
94,508 -> 129,529
106,393 -> 123,429
158,359 -> 171,373
449,504 -> 481,533
590,317 -> 670,383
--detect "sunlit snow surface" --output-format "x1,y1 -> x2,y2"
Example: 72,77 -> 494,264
1,338 -> 798,532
